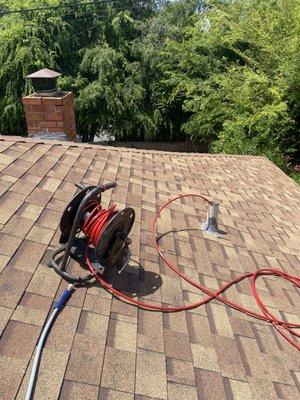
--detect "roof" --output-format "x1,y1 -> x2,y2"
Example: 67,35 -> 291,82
0,136 -> 299,400
26,68 -> 62,79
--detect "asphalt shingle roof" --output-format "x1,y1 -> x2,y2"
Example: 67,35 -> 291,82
0,136 -> 299,400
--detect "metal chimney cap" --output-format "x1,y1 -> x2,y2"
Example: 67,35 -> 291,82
26,68 -> 62,79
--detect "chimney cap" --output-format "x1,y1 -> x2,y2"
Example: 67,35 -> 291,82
26,68 -> 62,79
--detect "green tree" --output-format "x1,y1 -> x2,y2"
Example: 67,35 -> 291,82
158,0 -> 299,179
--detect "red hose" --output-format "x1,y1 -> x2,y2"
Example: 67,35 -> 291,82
82,200 -> 117,246
84,194 -> 300,350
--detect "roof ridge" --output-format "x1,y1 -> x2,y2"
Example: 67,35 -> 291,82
0,135 -> 267,159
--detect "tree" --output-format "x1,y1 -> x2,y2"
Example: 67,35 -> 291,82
157,0 -> 300,179
70,1 -> 193,142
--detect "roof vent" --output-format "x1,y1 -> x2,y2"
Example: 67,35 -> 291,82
26,68 -> 61,97
201,202 -> 225,236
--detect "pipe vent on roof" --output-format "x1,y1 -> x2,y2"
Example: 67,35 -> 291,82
201,202 -> 225,236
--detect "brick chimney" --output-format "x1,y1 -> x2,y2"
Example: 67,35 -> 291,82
22,68 -> 77,141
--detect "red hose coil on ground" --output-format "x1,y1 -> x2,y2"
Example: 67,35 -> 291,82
84,194 -> 300,350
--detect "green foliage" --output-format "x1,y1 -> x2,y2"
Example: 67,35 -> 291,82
157,0 -> 299,178
75,38 -> 154,140
0,0 -> 299,180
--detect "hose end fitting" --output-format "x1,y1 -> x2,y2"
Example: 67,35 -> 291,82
55,285 -> 74,311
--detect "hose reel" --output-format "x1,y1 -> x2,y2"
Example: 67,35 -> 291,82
49,182 -> 135,284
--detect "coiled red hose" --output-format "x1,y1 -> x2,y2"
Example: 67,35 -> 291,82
82,200 -> 117,246
84,194 -> 300,350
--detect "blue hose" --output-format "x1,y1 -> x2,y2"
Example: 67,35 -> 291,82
25,285 -> 74,400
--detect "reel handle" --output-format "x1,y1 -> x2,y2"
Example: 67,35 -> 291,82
75,182 -> 86,190
100,181 -> 117,192
75,181 -> 117,192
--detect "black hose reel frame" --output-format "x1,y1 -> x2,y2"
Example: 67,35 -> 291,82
49,182 -> 135,285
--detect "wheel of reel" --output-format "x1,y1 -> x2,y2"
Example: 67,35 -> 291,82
95,207 -> 135,260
